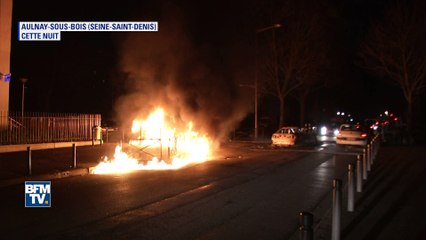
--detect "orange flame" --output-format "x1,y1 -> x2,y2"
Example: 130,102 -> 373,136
92,108 -> 212,174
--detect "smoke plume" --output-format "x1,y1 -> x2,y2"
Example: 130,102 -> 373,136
114,4 -> 252,142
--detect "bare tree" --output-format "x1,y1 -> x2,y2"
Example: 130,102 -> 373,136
259,1 -> 332,128
358,0 -> 426,136
260,26 -> 300,128
293,12 -> 332,127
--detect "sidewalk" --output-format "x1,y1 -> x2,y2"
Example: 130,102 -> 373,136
312,145 -> 426,239
0,143 -> 118,187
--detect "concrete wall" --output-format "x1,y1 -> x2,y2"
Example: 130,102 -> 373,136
0,0 -> 12,117
0,141 -> 102,153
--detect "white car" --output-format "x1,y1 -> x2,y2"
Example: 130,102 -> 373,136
271,126 -> 298,146
336,124 -> 369,146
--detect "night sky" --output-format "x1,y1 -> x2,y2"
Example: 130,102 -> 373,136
8,0 -> 424,132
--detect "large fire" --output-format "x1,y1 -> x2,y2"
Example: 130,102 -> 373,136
91,108 -> 212,174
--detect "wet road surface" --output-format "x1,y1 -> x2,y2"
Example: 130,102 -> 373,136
1,141 -> 362,239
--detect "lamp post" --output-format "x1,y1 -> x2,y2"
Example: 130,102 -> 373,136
255,23 -> 282,139
20,77 -> 28,119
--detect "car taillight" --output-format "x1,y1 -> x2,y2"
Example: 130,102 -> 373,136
361,133 -> 367,138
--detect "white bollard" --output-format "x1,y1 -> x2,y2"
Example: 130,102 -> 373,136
72,143 -> 77,168
363,148 -> 368,180
27,146 -> 32,175
356,154 -> 362,192
348,164 -> 355,212
367,144 -> 371,171
332,179 -> 342,240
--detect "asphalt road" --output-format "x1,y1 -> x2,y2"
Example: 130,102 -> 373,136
1,141 -> 362,239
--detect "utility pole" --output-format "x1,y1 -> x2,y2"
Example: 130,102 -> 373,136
20,77 -> 28,119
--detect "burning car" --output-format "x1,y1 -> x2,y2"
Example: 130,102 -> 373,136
92,108 -> 213,174
271,126 -> 299,147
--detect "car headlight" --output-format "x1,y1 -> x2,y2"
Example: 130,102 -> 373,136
320,126 -> 327,135
334,129 -> 339,136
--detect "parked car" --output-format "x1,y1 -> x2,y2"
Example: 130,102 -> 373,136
271,126 -> 298,146
272,126 -> 317,147
336,124 -> 369,146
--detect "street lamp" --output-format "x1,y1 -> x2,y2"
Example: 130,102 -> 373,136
254,23 -> 282,139
20,77 -> 28,119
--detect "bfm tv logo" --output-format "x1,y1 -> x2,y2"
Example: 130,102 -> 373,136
25,181 -> 51,207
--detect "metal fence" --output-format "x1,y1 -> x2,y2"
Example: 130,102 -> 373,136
0,112 -> 101,145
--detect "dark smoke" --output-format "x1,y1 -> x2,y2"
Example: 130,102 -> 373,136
114,3 -> 252,143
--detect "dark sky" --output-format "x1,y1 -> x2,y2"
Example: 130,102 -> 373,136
10,1 -> 255,115
9,0 -> 411,128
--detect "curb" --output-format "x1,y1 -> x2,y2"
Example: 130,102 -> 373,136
0,167 -> 90,188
